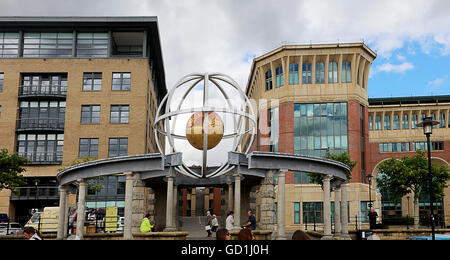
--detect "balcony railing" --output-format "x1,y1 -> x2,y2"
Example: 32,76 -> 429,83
18,152 -> 62,165
16,118 -> 65,131
10,186 -> 59,200
19,85 -> 67,98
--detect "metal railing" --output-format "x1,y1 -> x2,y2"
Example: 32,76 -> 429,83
19,85 -> 67,97
10,186 -> 59,200
17,152 -> 62,164
16,118 -> 65,131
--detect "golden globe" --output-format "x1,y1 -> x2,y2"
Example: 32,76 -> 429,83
185,111 -> 224,150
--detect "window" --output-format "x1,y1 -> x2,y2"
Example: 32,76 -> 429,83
439,113 -> 445,128
342,61 -> 351,83
379,142 -> 410,153
384,115 -> 391,130
303,202 -> 323,224
76,32 -> 108,58
294,171 -> 311,184
83,73 -> 102,91
393,115 -> 400,130
21,74 -> 67,96
112,73 -> 131,91
294,203 -> 301,224
0,32 -> 19,58
315,62 -> 325,83
294,102 -> 348,158
23,32 -> 73,58
0,73 -> 3,91
431,113 -> 437,128
17,134 -> 64,163
411,114 -> 418,129
302,63 -> 312,84
402,114 -> 409,130
0,105 -> 2,118
269,107 -> 279,152
110,105 -> 130,124
368,116 -> 373,131
375,116 -> 382,130
328,62 -> 338,83
79,138 -> 99,158
265,70 -> 272,91
275,66 -> 283,88
108,138 -> 128,157
81,105 -> 100,124
412,141 -> 444,151
18,101 -> 66,129
289,63 -> 299,84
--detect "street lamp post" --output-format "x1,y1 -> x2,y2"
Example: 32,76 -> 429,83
417,116 -> 439,241
367,174 -> 373,209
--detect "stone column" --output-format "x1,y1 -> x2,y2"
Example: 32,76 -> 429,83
124,172 -> 134,240
334,187 -> 341,238
233,173 -> 242,230
75,179 -> 86,240
321,175 -> 333,240
276,170 -> 287,240
340,183 -> 351,240
57,185 -> 68,240
164,173 -> 176,231
227,182 -> 233,212
259,170 -> 276,233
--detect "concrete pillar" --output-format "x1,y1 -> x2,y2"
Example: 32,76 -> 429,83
340,183 -> 351,240
63,191 -> 69,238
334,187 -> 341,238
164,173 -> 176,231
57,185 -> 68,240
276,170 -> 287,240
173,185 -> 178,230
233,173 -> 242,230
227,182 -> 233,213
124,172 -> 134,240
321,175 -> 333,240
75,179 -> 86,240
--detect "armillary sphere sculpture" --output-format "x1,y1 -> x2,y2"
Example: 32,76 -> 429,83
154,73 -> 257,179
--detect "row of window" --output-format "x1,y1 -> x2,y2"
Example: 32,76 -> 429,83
369,112 -> 449,131
81,104 -> 130,124
16,134 -> 129,163
0,72 -> 131,93
265,61 -> 357,91
0,32 -> 143,58
378,141 -> 444,153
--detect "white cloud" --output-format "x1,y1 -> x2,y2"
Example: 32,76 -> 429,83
427,75 -> 448,87
375,62 -> 415,74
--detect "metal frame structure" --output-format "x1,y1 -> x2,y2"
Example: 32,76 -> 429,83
154,73 -> 257,179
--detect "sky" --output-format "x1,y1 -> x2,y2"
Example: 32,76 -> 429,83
1,0 -> 450,99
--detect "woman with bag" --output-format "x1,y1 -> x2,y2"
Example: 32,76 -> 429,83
205,211 -> 212,237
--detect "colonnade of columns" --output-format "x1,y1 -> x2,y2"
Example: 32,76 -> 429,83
57,170 -> 349,240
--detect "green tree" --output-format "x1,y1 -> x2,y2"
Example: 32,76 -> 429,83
307,151 -> 357,187
0,148 -> 29,191
58,157 -> 104,194
376,150 -> 450,227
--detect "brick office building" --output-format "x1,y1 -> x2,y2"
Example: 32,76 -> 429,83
0,17 -> 167,222
245,43 -> 450,229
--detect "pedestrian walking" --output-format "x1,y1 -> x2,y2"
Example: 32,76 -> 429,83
211,214 -> 219,232
368,208 -> 378,229
205,211 -> 212,237
140,213 -> 154,232
226,211 -> 234,231
242,209 -> 256,230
